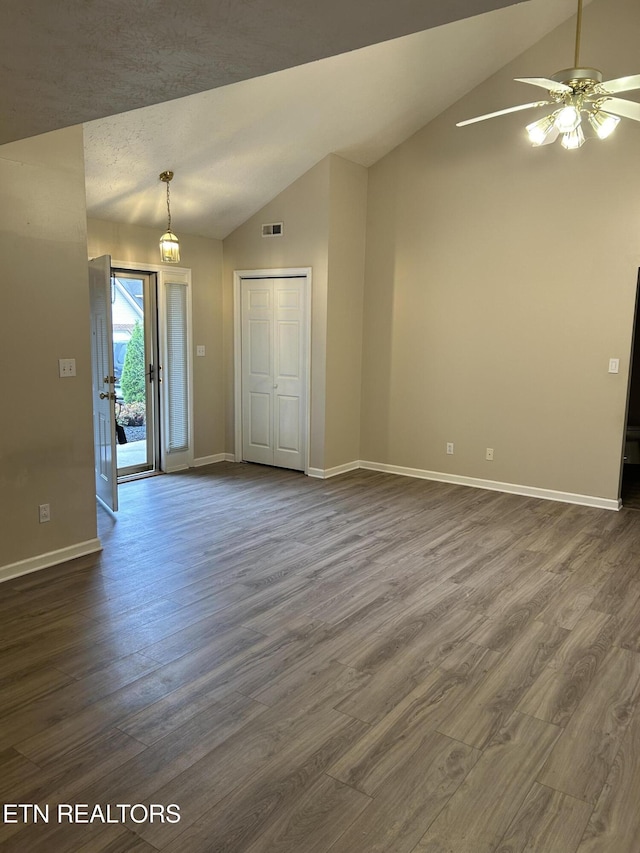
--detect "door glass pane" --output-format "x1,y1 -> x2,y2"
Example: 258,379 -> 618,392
112,275 -> 151,473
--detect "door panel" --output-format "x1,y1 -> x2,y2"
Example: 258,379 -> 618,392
277,395 -> 301,454
241,277 -> 306,471
89,255 -> 118,512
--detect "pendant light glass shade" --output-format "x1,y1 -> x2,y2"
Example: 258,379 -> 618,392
526,114 -> 556,145
561,125 -> 585,149
554,105 -> 581,133
159,171 -> 180,264
588,110 -> 620,139
160,230 -> 181,263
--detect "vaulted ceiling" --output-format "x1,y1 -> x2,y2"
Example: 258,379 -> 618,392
4,0 -> 590,239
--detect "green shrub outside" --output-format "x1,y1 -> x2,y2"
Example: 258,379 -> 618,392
121,321 -> 146,404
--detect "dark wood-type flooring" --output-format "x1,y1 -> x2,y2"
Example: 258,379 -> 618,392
2,463 -> 640,852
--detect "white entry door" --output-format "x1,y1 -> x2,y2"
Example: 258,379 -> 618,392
241,277 -> 307,471
89,255 -> 118,511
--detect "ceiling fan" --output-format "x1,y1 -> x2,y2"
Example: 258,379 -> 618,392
457,0 -> 640,149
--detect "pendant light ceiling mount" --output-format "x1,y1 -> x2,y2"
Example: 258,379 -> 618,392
159,169 -> 180,264
456,0 -> 640,150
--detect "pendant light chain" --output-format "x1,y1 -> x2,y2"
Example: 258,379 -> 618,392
158,170 -> 180,263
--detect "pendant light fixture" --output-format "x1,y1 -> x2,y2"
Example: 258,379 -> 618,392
159,170 -> 180,264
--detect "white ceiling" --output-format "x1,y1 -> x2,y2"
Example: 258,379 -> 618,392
8,0 -> 589,240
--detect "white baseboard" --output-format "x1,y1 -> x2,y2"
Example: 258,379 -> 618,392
358,460 -> 620,511
308,461 -> 361,479
193,453 -> 229,467
0,538 -> 103,585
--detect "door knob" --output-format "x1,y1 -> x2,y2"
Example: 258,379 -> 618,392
99,391 -> 116,400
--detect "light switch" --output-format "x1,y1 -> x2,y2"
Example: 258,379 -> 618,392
608,358 -> 620,374
58,358 -> 76,377
196,345 -> 206,357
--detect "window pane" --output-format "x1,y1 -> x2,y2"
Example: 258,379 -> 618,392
165,282 -> 189,453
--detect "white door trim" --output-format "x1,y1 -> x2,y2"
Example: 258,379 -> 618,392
110,259 -> 194,472
234,268 -> 312,474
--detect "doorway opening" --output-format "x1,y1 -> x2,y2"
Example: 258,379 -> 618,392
621,269 -> 640,508
111,270 -> 161,481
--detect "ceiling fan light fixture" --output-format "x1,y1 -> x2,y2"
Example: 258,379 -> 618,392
526,114 -> 557,145
159,170 -> 181,264
561,125 -> 585,149
554,104 -> 581,133
588,109 -> 620,139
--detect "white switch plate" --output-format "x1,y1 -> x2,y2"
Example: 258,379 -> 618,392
446,442 -> 454,455
608,358 -> 620,374
58,358 -> 76,377
196,345 -> 206,357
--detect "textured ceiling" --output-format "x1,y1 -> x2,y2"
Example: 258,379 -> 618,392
1,0 -> 522,145
83,0 -> 588,240
3,0 -> 594,241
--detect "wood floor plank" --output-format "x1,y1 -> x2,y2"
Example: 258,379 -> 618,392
135,707 -> 368,849
327,732 -> 480,853
516,609 -> 613,727
437,620 -> 568,750
495,782 -> 593,853
242,774 -> 370,853
411,712 -> 561,853
2,464 -> 640,852
576,689 -> 640,853
537,645 -> 640,803
335,607 -> 484,724
328,642 -> 499,795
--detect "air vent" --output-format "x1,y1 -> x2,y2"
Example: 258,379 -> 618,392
262,222 -> 283,237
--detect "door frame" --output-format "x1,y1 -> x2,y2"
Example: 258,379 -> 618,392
112,259 -> 194,473
111,268 -> 161,480
233,268 -> 312,474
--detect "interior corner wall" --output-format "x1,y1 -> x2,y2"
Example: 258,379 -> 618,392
86,219 -> 225,462
0,126 -> 98,570
361,0 -> 640,501
223,158 -> 331,470
325,155 -> 368,469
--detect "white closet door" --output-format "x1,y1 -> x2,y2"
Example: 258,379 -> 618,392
241,277 -> 306,471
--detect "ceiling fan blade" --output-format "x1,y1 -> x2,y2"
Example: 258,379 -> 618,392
514,77 -> 572,93
456,101 -> 551,127
599,96 -> 640,122
600,74 -> 640,94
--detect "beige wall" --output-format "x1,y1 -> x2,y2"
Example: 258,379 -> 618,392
86,219 -> 225,462
223,154 -> 367,472
325,156 -> 368,469
223,157 -> 331,469
361,0 -> 640,500
0,126 -> 98,570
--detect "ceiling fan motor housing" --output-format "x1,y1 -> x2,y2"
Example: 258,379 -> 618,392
551,67 -> 603,91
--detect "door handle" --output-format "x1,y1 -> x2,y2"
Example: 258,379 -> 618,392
99,391 -> 116,400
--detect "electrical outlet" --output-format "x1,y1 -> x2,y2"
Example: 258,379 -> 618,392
39,503 -> 51,523
446,442 -> 454,455
196,345 -> 206,357
485,448 -> 494,461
